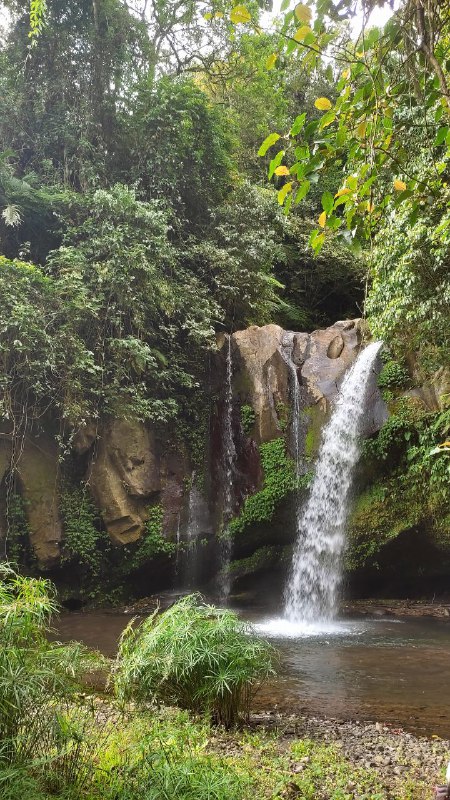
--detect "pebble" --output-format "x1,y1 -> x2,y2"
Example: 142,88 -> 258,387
251,711 -> 450,792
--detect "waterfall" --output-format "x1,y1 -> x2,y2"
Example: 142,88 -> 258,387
281,333 -> 301,476
183,474 -> 202,589
223,334 -> 236,520
219,334 -> 236,601
175,512 -> 181,583
284,341 -> 382,623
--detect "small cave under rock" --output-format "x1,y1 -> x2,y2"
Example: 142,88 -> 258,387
346,526 -> 450,601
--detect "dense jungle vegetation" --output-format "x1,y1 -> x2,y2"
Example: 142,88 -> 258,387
0,0 -> 448,596
0,1 -> 449,798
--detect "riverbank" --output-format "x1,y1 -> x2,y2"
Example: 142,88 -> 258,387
86,699 -> 449,800
342,600 -> 450,620
250,711 -> 450,797
117,594 -> 450,621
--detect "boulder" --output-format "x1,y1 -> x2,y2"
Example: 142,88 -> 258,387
231,324 -> 292,443
88,418 -> 161,545
16,434 -> 62,568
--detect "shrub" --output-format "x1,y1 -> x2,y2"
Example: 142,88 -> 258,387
113,594 -> 276,728
0,563 -> 97,765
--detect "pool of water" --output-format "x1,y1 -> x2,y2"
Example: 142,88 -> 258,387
53,610 -> 450,738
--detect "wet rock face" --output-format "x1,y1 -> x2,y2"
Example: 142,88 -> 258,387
0,319 -> 387,572
232,324 -> 290,443
0,430 -> 62,568
229,320 -> 387,446
405,366 -> 450,412
88,419 -> 161,545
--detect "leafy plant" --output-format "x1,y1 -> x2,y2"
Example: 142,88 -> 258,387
229,438 -> 297,535
240,404 -> 256,436
113,593 -> 276,728
0,564 -> 96,764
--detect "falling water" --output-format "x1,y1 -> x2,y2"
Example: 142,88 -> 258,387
219,334 -> 236,601
281,333 -> 301,476
223,334 -> 236,520
174,512 -> 181,582
284,341 -> 382,623
183,473 -> 202,589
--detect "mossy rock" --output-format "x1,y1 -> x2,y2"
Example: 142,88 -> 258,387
304,404 -> 325,460
228,544 -> 291,581
346,479 -> 446,573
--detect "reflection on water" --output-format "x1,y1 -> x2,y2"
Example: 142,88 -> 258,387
53,611 -> 450,737
251,615 -> 450,737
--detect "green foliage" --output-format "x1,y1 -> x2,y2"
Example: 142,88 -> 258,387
182,183 -> 287,327
240,404 -> 256,436
2,493 -> 34,567
229,545 -> 290,580
228,438 -> 297,535
60,485 -> 108,581
367,198 -> 450,378
258,2 -> 450,254
351,405 -> 450,569
363,398 -> 424,462
377,359 -> 410,391
113,593 -> 276,728
122,505 -> 175,573
119,77 -> 233,227
287,739 -> 386,800
0,564 -> 95,764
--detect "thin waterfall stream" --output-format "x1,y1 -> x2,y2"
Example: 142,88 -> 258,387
219,334 -> 236,600
284,341 -> 382,624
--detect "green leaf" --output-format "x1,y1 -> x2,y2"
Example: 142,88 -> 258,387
268,150 -> 285,180
290,113 -> 306,137
434,126 -> 449,147
258,133 -> 281,157
310,229 -> 325,253
294,180 -> 310,204
277,182 -> 293,205
321,191 -> 334,214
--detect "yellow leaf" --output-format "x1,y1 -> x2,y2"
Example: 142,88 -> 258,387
278,182 -> 293,205
294,3 -> 312,23
274,165 -> 290,176
214,11 -> 224,17
314,97 -> 332,111
438,441 -> 450,448
342,68 -> 350,79
230,5 -> 251,24
356,50 -> 364,57
393,179 -> 407,191
266,53 -> 277,70
318,211 -> 327,228
335,187 -> 351,198
383,134 -> 392,149
366,201 -> 375,213
293,25 -> 311,42
356,120 -> 367,138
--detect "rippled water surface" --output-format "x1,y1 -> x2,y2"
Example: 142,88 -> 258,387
54,611 -> 450,737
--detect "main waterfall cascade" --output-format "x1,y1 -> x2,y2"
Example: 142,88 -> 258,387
284,341 -> 383,624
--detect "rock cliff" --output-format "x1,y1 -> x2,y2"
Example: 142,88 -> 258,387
0,319 -> 396,601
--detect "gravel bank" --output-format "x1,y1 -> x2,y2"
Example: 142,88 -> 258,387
252,712 -> 450,795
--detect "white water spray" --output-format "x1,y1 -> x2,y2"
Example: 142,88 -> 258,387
219,334 -> 236,600
284,341 -> 382,623
223,334 -> 236,520
281,333 -> 301,475
183,472 -> 202,589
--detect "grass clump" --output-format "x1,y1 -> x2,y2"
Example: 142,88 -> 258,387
113,593 -> 276,728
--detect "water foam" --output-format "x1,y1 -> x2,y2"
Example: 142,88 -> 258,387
284,341 -> 383,623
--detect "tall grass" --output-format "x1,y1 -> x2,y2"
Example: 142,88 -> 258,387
0,563 -> 98,766
113,593 -> 276,728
